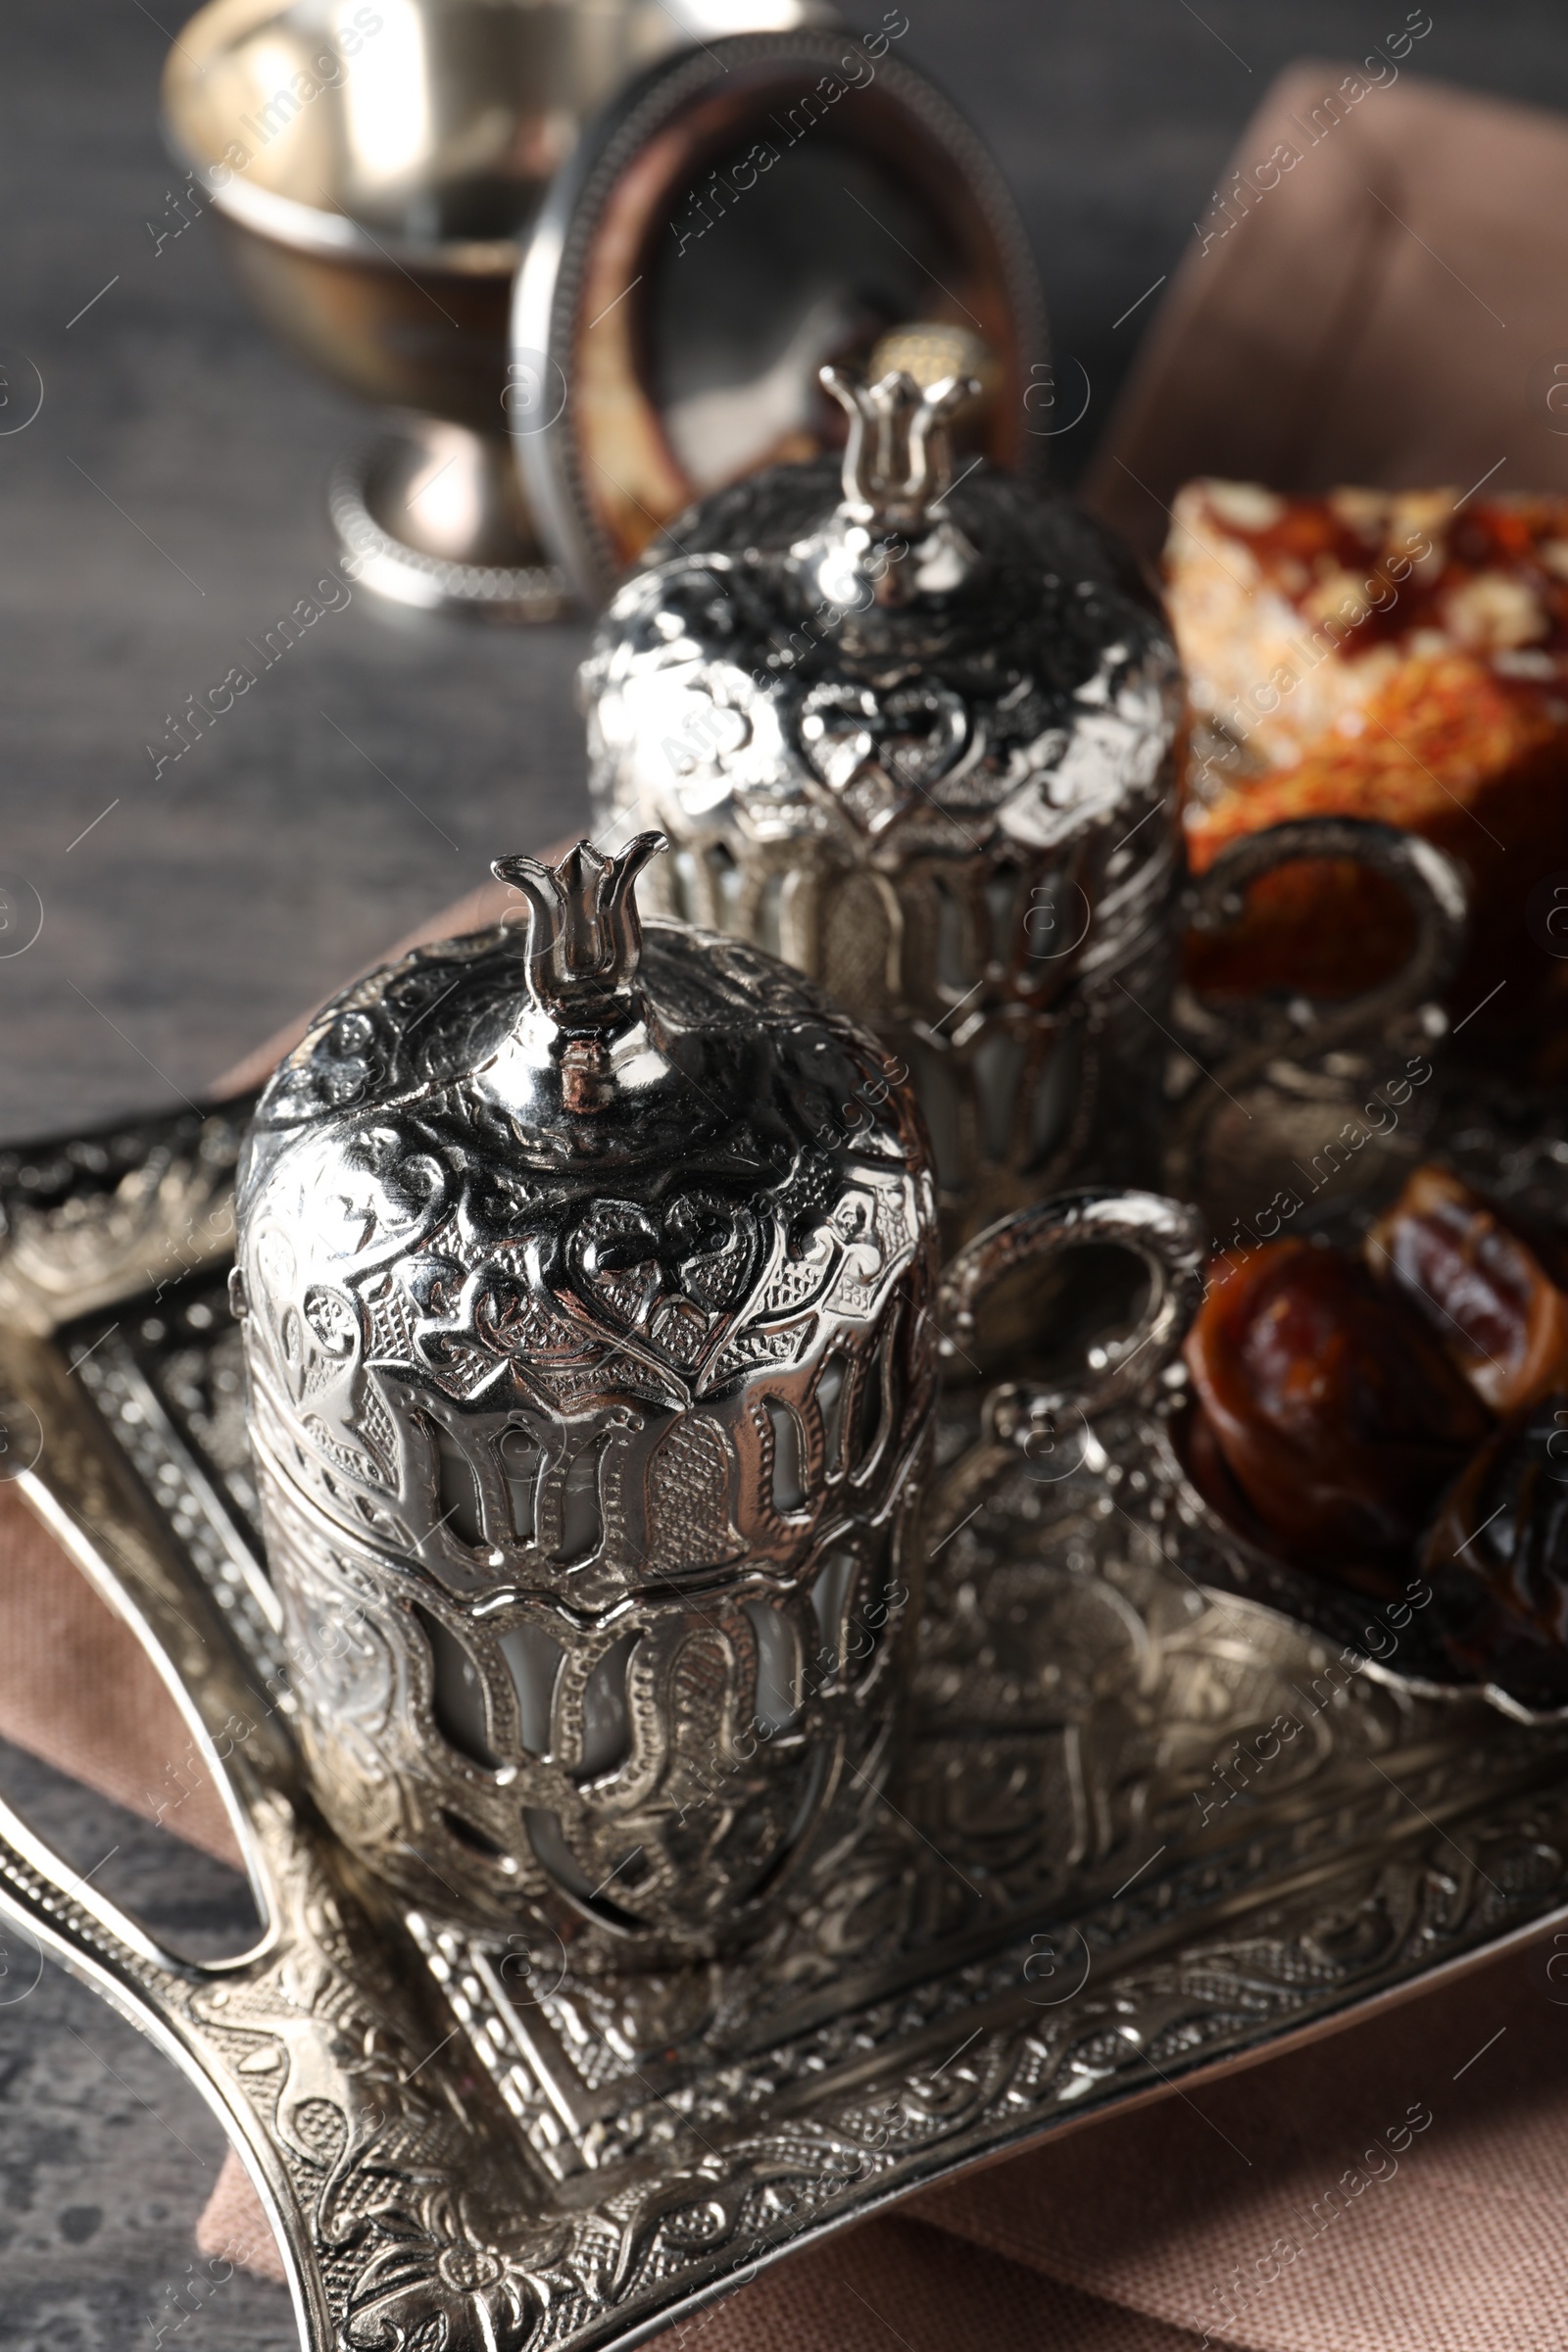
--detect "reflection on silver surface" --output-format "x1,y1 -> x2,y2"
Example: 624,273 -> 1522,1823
327,419 -> 571,615
646,147 -> 959,495
662,290 -> 863,490
168,0 -> 831,263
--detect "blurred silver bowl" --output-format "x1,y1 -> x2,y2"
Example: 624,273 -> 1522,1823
163,0 -> 830,618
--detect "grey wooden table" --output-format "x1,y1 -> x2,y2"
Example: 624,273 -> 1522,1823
2,1 -> 1567,2341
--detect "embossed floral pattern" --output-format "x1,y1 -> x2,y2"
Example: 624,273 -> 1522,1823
344,2186 -> 567,2351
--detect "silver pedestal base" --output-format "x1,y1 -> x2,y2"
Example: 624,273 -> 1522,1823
329,422 -> 574,623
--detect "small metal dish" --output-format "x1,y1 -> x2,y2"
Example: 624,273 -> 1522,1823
1160,1086 -> 1568,1728
1150,1397 -> 1568,1725
161,0 -> 827,617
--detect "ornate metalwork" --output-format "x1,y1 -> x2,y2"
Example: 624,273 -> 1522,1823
5,1228 -> 1568,2352
0,1095 -> 253,1335
232,838 -> 939,1956
581,364 -> 1187,1251
4,944 -> 1568,2346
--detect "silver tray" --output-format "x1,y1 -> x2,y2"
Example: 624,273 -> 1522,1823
1,1094 -> 1567,2352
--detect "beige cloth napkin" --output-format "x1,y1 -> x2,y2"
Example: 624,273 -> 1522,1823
1083,59 -> 1568,564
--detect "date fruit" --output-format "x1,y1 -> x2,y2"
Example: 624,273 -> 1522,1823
1185,1240 -> 1491,1570
1367,1164 -> 1568,1414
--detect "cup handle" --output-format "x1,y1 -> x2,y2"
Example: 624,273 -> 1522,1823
937,1189 -> 1207,1466
1177,814 -> 1469,1064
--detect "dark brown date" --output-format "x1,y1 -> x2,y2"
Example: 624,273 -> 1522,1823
1421,1392 -> 1568,1702
1184,1240 -> 1492,1571
1367,1164 -> 1568,1414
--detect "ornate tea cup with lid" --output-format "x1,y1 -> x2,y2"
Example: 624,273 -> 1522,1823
232,834 -> 939,1964
581,360 -> 1187,1254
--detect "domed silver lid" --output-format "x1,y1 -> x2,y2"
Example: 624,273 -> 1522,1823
237,835 -> 935,1590
253,832 -> 882,1166
583,365 -> 1180,863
